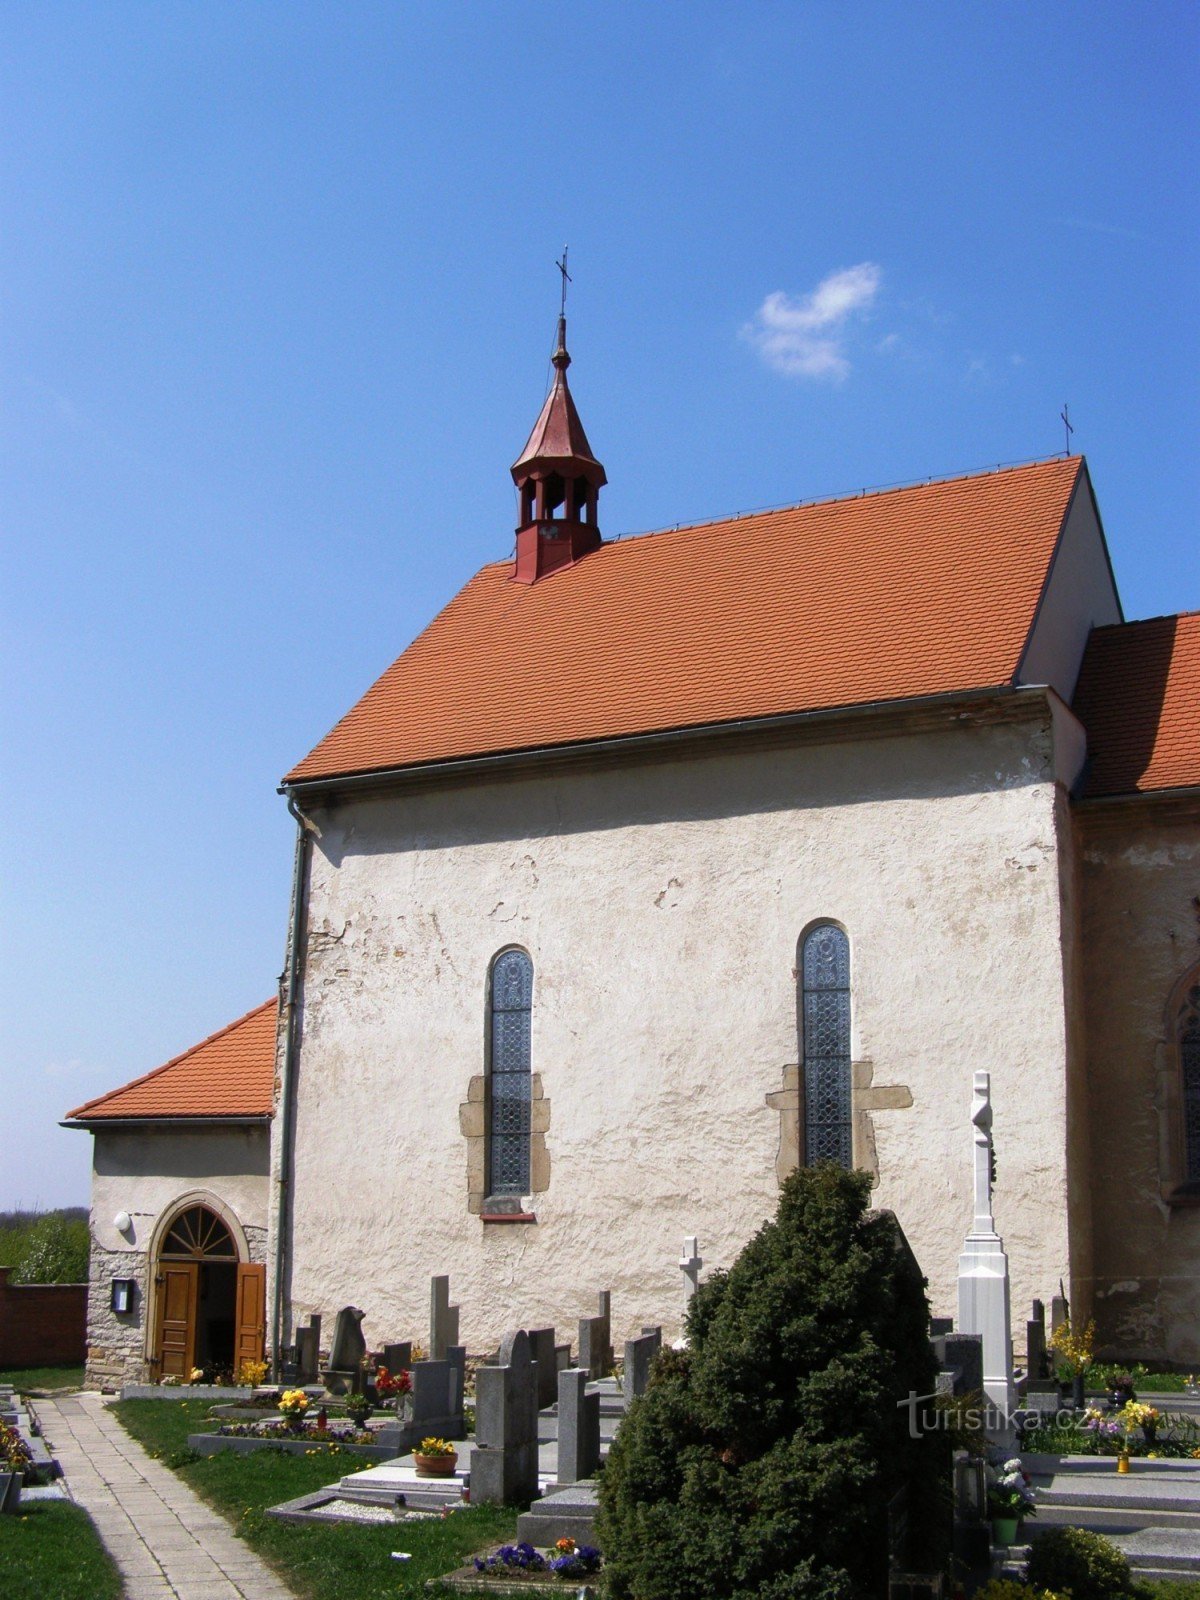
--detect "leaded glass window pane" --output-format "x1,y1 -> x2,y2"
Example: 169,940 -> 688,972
801,925 -> 852,1168
1182,986 -> 1200,1183
489,950 -> 533,1196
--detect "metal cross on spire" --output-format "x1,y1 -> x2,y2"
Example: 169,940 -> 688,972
556,246 -> 571,317
1060,403 -> 1075,456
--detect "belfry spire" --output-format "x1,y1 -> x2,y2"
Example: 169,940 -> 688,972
510,258 -> 606,584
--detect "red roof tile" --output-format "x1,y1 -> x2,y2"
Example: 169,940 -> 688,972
1073,612 -> 1200,798
66,1000 -> 277,1122
286,456 -> 1083,785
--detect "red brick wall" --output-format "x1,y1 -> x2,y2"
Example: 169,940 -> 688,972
0,1265 -> 87,1368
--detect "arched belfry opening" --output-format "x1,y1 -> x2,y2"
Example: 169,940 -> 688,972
510,314 -> 606,583
152,1201 -> 264,1381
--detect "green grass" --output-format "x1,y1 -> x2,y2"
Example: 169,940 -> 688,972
0,1364 -> 85,1392
112,1399 -> 520,1600
0,1498 -> 122,1600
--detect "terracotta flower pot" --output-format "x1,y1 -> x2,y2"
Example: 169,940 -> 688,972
414,1451 -> 458,1477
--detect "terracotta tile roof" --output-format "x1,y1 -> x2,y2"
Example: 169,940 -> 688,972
65,1000 -> 277,1122
1073,612 -> 1200,798
285,456 -> 1084,785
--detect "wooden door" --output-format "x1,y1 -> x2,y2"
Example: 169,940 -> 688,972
156,1263 -> 198,1379
234,1263 -> 266,1371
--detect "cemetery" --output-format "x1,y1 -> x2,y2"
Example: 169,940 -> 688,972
13,1082 -> 1200,1596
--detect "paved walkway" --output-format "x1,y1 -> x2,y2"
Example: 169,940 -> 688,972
36,1391 -> 296,1600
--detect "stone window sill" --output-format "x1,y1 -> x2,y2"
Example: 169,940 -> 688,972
481,1211 -> 537,1224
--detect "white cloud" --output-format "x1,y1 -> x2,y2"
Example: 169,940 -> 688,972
742,263 -> 883,381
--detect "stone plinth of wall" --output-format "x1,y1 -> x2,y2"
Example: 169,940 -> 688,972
0,1265 -> 87,1368
85,1243 -> 149,1387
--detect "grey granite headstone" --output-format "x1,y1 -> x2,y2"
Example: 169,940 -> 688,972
1027,1300 -> 1047,1381
1050,1294 -> 1068,1338
382,1341 -> 411,1375
929,1316 -> 954,1337
527,1327 -> 557,1411
557,1367 -> 600,1485
410,1359 -> 450,1427
322,1307 -> 364,1395
296,1316 -> 322,1384
932,1332 -> 983,1399
578,1290 -> 613,1380
471,1327 -> 539,1505
430,1275 -> 460,1362
623,1327 -> 662,1406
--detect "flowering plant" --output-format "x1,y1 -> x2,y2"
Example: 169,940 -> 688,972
237,1359 -> 269,1388
188,1367 -> 205,1384
475,1543 -> 547,1574
986,1458 -> 1036,1519
416,1435 -> 455,1457
278,1389 -> 310,1420
1048,1316 -> 1095,1377
0,1421 -> 31,1472
375,1366 -> 412,1403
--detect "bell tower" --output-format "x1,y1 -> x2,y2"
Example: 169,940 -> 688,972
510,311 -> 607,584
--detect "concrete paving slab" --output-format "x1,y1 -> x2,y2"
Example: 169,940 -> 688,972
36,1390 -> 302,1599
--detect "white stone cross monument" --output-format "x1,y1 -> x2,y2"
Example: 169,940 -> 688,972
957,1071 -> 1016,1419
673,1236 -> 703,1348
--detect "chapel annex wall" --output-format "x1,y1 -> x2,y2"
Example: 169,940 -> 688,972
1078,799 -> 1200,1365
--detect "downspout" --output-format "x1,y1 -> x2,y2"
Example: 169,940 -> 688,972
271,794 -> 314,1378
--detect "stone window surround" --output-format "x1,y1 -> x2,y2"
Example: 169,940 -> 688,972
459,1072 -> 550,1218
767,1058 -> 913,1185
1158,960 -> 1200,1207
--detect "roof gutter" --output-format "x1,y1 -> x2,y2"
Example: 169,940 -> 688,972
59,1115 -> 270,1131
271,795 -> 315,1379
281,682 -> 1045,802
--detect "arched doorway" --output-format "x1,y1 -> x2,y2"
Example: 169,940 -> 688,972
153,1203 -> 264,1381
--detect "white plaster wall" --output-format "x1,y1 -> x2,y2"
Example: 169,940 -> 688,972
87,1126 -> 270,1384
1018,474 -> 1121,701
281,708 -> 1081,1356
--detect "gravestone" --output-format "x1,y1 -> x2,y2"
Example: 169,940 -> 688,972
679,1236 -> 703,1312
526,1327 -> 557,1411
623,1326 -> 662,1406
932,1332 -> 983,1399
471,1328 -> 540,1505
557,1367 -> 600,1484
430,1275 -> 460,1362
578,1290 -> 614,1380
1050,1293 -> 1069,1339
296,1315 -> 322,1384
956,1072 -> 1015,1419
929,1316 -> 954,1338
322,1307 -> 365,1396
375,1345 -> 466,1454
382,1341 -> 411,1375
1027,1299 -> 1047,1381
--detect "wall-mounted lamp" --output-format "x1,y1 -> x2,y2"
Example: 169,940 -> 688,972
110,1278 -> 135,1315
113,1212 -> 132,1235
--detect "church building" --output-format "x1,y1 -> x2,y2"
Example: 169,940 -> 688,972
67,314 -> 1200,1386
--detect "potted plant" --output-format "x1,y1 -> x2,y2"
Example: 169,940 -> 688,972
413,1435 -> 458,1476
1048,1316 -> 1095,1410
277,1388 -> 310,1433
987,1458 -> 1036,1545
345,1392 -> 373,1429
1120,1400 -> 1160,1448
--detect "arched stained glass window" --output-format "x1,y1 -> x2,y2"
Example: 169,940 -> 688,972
1180,982 -> 1200,1184
488,949 -> 533,1197
801,925 -> 852,1168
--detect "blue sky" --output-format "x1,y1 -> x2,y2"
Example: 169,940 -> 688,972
2,2 -> 1197,1206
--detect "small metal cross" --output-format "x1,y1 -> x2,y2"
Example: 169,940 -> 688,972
1060,403 -> 1074,455
556,246 -> 571,317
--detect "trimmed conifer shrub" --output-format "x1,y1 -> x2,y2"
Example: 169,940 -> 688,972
1026,1526 -> 1134,1598
596,1166 -> 950,1600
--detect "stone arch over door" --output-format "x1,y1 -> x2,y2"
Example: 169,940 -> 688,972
146,1193 -> 264,1381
